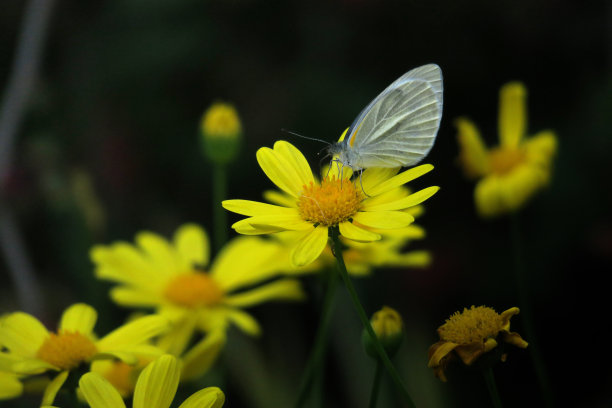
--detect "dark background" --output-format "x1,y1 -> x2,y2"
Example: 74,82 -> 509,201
1,0 -> 611,407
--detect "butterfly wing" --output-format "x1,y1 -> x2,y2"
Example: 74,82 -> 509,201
344,64 -> 443,168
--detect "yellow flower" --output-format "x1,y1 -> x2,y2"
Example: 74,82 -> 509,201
456,82 -> 557,217
79,355 -> 224,408
222,140 -> 439,267
90,223 -> 305,354
0,304 -> 169,405
200,102 -> 242,165
0,352 -> 23,400
428,306 -> 528,382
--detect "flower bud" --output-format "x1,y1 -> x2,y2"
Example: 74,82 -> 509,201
200,102 -> 242,165
362,306 -> 404,358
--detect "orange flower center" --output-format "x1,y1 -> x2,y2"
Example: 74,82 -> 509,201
36,331 -> 98,370
488,147 -> 525,175
164,272 -> 224,308
103,361 -> 145,397
437,306 -> 503,344
298,176 -> 363,227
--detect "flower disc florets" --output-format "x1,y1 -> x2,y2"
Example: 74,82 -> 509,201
438,306 -> 502,344
298,176 -> 363,227
36,331 -> 98,370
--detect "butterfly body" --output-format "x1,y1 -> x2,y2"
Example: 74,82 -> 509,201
330,64 -> 443,171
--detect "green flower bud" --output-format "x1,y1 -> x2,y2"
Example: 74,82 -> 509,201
363,306 -> 404,358
200,102 -> 242,165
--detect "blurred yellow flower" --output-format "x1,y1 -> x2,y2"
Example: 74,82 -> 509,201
90,224 -> 305,355
456,82 -> 557,217
91,327 -> 225,397
80,355 -> 224,408
0,353 -> 23,400
223,140 -> 438,267
428,306 -> 528,382
200,102 -> 242,165
0,304 -> 169,405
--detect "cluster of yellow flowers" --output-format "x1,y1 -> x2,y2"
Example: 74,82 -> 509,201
0,80 -> 556,407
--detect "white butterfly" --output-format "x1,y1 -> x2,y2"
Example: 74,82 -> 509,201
329,64 -> 443,171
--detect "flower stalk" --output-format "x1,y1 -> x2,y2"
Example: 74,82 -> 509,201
294,268 -> 338,408
482,366 -> 503,408
329,226 -> 415,408
368,359 -> 383,408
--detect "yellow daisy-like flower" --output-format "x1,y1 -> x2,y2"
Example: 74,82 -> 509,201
0,303 -> 169,405
222,140 -> 439,267
456,82 -> 557,217
78,355 -> 224,408
90,223 -> 305,354
428,306 -> 528,382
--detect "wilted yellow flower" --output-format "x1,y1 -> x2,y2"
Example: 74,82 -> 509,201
200,102 -> 242,164
223,140 -> 438,267
0,304 -> 169,405
428,306 -> 528,381
456,82 -> 557,217
363,306 -> 404,358
79,355 -> 224,408
90,224 -> 305,355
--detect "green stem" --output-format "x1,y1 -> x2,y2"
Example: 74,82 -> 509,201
213,164 -> 228,254
329,227 -> 416,408
482,366 -> 503,408
368,359 -> 384,408
294,269 -> 339,408
511,213 -> 554,408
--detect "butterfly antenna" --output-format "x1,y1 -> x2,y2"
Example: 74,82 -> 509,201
281,129 -> 331,146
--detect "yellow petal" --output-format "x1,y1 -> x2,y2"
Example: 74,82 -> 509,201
133,355 -> 180,408
222,200 -> 295,216
223,309 -> 261,336
499,82 -> 527,149
291,226 -> 328,267
41,370 -> 69,407
502,331 -> 529,349
12,358 -> 57,374
174,224 -> 209,268
109,287 -> 162,308
210,236 -> 287,292
499,307 -> 520,330
231,220 -> 286,235
524,130 -> 557,166
362,186 -> 439,212
262,190 -> 297,207
224,279 -> 306,307
427,341 -> 458,367
135,232 -> 179,278
90,243 -> 153,286
246,215 -> 313,231
352,211 -> 414,229
273,140 -> 315,187
339,222 -> 381,242
79,372 -> 127,408
256,144 -> 307,198
0,312 -> 49,357
455,117 -> 490,178
0,372 -> 23,400
181,330 -> 226,381
59,303 -> 97,336
365,164 -> 434,196
178,387 -> 225,408
156,314 -> 198,356
360,167 -> 400,194
97,315 -> 169,352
